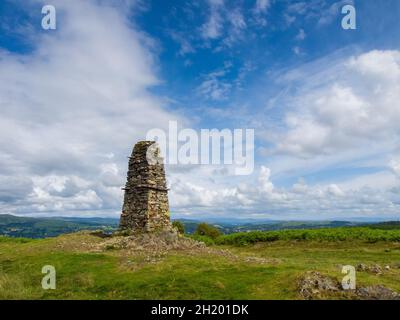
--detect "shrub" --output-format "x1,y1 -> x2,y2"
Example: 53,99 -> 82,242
190,234 -> 216,246
172,221 -> 185,234
195,223 -> 222,239
215,227 -> 400,246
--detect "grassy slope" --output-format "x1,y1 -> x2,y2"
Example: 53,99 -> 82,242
0,232 -> 400,300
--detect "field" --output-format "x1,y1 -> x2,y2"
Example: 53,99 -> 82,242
1,226 -> 400,300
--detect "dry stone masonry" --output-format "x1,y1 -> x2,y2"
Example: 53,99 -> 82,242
119,141 -> 171,233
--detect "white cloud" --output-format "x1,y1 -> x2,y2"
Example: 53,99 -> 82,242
0,0 -> 183,216
200,1 -> 250,47
255,0 -> 271,14
389,160 -> 400,178
0,176 -> 33,203
169,164 -> 400,220
327,184 -> 344,197
286,0 -> 354,26
258,166 -> 274,193
228,8 -> 247,32
251,0 -> 271,27
292,46 -> 302,55
295,29 -> 306,41
1,2 -> 399,221
287,1 -> 308,14
169,49 -> 400,220
169,30 -> 195,56
197,63 -> 233,100
318,0 -> 351,26
276,50 -> 400,158
201,0 -> 224,40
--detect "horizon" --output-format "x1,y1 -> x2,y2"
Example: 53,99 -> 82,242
2,212 -> 399,224
1,0 -> 400,221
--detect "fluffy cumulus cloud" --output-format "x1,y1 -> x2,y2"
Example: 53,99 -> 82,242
276,50 -> 400,158
0,0 -> 182,216
169,164 -> 400,220
167,49 -> 400,220
390,160 -> 400,178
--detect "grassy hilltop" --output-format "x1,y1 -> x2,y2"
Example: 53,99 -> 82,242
1,225 -> 400,300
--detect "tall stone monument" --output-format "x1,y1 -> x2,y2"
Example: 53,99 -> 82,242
119,141 -> 171,233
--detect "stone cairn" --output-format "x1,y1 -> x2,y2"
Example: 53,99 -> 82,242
119,141 -> 171,233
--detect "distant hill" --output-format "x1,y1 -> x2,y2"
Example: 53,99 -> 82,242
174,219 -> 364,234
0,214 -> 394,239
366,221 -> 400,230
0,214 -> 118,238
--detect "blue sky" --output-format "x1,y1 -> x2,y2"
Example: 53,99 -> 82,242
0,0 -> 400,220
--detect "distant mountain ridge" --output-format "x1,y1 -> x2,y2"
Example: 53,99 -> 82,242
0,214 -> 118,238
2,214 -> 397,239
176,219 -> 365,234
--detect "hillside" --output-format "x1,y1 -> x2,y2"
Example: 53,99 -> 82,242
0,214 -> 118,238
1,228 -> 400,300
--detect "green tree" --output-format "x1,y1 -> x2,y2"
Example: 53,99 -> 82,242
195,223 -> 222,239
172,221 -> 185,234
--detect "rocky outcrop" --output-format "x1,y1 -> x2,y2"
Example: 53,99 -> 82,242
299,271 -> 400,300
299,272 -> 341,299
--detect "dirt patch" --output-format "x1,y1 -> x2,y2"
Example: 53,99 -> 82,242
54,232 -> 105,252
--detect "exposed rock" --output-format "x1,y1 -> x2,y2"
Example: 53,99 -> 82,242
369,264 -> 383,275
299,272 -> 340,299
90,230 -> 113,238
356,263 -> 368,272
356,285 -> 400,300
356,263 -> 383,275
299,271 -> 400,300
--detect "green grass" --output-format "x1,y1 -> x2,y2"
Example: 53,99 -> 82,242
0,228 -> 399,300
0,236 -> 33,244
